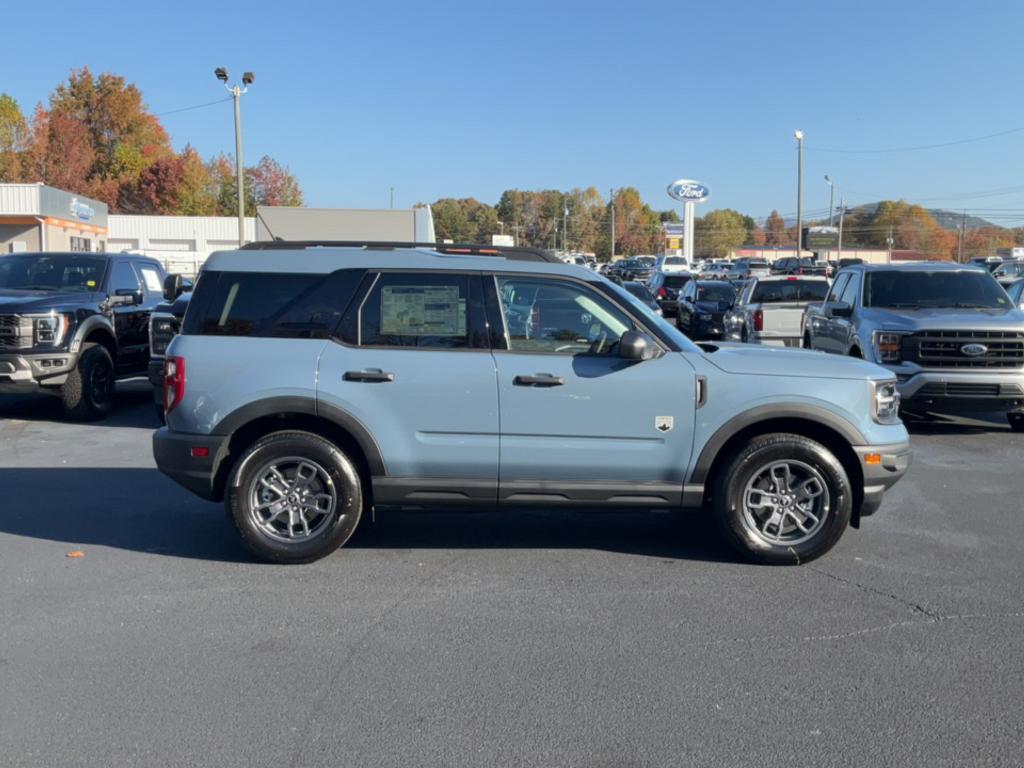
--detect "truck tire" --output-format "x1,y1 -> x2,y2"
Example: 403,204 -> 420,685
712,433 -> 852,565
1008,412 -> 1024,432
803,332 -> 812,349
61,343 -> 115,421
226,430 -> 363,564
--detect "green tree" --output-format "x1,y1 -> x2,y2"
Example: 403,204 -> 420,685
694,209 -> 748,259
0,94 -> 27,182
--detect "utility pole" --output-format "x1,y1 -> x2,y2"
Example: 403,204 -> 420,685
837,197 -> 846,259
390,187 -> 394,209
215,67 -> 255,246
825,175 -> 835,226
957,210 -> 967,263
886,227 -> 894,265
563,204 -> 569,252
609,188 -> 616,261
794,130 -> 804,256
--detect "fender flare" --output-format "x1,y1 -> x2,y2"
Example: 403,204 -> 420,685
211,396 -> 386,476
688,404 -> 867,485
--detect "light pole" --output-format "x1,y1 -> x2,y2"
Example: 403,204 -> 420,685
390,187 -> 395,209
825,174 -> 834,226
609,188 -> 616,261
215,67 -> 254,246
794,130 -> 804,256
837,196 -> 846,260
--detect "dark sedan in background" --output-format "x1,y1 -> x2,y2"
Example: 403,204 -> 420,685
675,280 -> 736,340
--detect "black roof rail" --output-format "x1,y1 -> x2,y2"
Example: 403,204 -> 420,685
237,240 -> 562,263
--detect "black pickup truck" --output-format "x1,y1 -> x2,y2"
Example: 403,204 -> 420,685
0,251 -> 166,420
148,274 -> 192,422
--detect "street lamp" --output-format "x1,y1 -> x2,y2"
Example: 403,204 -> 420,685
215,67 -> 255,246
794,130 -> 804,257
824,175 -> 835,227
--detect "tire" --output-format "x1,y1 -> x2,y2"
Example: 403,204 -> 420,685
803,333 -> 812,349
61,343 -> 115,421
712,433 -> 853,565
226,430 -> 363,564
741,327 -> 749,344
1008,412 -> 1024,432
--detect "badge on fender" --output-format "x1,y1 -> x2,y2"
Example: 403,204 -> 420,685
655,416 -> 674,433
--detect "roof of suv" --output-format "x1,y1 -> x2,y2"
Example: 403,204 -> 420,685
204,245 -> 599,278
845,262 -> 986,273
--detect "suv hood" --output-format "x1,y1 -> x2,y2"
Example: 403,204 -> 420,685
860,306 -> 1024,332
0,289 -> 100,313
702,343 -> 887,381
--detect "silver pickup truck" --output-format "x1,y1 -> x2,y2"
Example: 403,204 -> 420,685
724,276 -> 830,346
803,262 -> 1024,431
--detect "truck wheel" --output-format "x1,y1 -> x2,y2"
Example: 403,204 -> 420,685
803,333 -> 812,349
61,343 -> 115,421
226,431 -> 363,564
1008,413 -> 1024,432
712,433 -> 852,565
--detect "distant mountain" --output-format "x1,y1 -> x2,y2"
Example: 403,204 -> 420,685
848,203 -> 998,231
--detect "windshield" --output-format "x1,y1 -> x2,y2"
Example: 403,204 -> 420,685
0,254 -> 107,292
604,279 -> 699,352
864,270 -> 1011,309
751,280 -> 829,303
663,275 -> 692,289
697,284 -> 736,302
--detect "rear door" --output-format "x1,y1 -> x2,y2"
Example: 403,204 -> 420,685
488,273 -> 695,505
316,270 -> 500,505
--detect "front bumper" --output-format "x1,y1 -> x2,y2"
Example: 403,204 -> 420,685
853,441 -> 912,517
894,369 -> 1024,414
152,427 -> 230,501
0,352 -> 75,394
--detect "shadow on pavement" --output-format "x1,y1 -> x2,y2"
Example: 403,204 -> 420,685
903,410 -> 1011,436
0,467 -> 736,564
0,379 -> 159,429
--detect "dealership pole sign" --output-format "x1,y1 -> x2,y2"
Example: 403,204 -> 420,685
667,179 -> 710,263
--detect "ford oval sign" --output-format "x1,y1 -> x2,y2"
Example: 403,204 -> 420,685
667,179 -> 711,204
960,343 -> 989,357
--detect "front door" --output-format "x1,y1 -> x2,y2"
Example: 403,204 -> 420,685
317,271 -> 499,505
488,274 -> 695,506
106,259 -> 148,374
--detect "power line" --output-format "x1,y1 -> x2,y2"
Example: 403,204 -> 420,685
154,97 -> 232,117
806,125 -> 1024,154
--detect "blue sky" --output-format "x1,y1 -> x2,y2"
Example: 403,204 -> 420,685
5,0 -> 1024,224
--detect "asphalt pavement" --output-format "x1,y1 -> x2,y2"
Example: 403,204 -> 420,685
0,381 -> 1022,767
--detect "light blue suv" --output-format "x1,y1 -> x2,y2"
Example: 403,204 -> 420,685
152,243 -> 910,565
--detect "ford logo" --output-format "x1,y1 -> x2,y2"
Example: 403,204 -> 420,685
961,343 -> 988,357
667,179 -> 711,203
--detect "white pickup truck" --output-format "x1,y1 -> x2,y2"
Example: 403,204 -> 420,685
724,276 -> 830,347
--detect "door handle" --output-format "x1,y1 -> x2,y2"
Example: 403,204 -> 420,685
344,370 -> 395,383
513,374 -> 565,387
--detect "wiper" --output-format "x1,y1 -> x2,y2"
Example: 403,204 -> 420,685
19,285 -> 60,291
878,302 -> 924,308
950,302 -> 997,309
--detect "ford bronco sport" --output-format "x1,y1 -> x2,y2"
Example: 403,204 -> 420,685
153,243 -> 910,565
0,251 -> 166,419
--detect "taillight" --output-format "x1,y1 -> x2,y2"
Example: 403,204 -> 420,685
753,309 -> 764,332
658,286 -> 667,298
164,356 -> 185,414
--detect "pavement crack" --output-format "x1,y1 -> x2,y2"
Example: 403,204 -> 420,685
809,565 -> 943,619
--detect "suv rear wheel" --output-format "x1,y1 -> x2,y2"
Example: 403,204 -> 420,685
61,343 -> 115,421
712,433 -> 852,565
227,431 -> 363,564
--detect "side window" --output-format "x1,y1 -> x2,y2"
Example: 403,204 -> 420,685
839,273 -> 860,306
137,264 -> 163,295
358,272 -> 486,349
108,261 -> 140,293
496,276 -> 633,356
826,273 -> 850,303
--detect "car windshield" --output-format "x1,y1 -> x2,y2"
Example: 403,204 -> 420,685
750,280 -> 829,303
696,284 -> 736,302
663,275 -> 692,289
864,270 -> 1011,309
0,254 -> 107,292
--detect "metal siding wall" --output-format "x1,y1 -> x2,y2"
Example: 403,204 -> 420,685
0,185 -> 42,215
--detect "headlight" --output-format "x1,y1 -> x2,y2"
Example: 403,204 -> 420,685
149,314 -> 180,357
30,312 -> 70,347
872,331 -> 904,363
873,380 -> 901,424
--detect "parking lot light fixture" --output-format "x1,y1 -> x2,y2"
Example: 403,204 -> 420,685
215,67 -> 255,246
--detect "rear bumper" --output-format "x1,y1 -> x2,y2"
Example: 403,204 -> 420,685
152,427 -> 230,501
896,370 -> 1024,414
747,333 -> 802,348
854,441 -> 912,517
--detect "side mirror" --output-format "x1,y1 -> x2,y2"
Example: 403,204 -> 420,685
163,273 -> 185,302
827,301 -> 853,318
619,330 -> 659,361
115,288 -> 143,306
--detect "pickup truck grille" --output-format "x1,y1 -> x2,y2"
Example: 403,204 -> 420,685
0,315 -> 31,351
901,330 -> 1024,369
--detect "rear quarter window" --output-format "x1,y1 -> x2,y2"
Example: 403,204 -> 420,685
182,270 -> 364,338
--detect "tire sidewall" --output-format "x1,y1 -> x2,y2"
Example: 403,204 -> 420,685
227,432 -> 363,564
63,344 -> 115,420
715,435 -> 852,565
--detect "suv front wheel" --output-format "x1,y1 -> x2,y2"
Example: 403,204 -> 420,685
227,431 -> 363,564
712,433 -> 852,565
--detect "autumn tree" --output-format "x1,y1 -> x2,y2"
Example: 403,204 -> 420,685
764,210 -> 789,246
248,156 -> 303,207
21,106 -> 95,193
0,94 -> 27,182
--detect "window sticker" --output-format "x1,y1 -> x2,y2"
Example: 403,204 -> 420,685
380,286 -> 465,336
